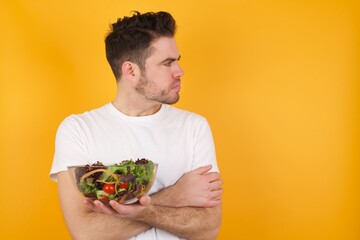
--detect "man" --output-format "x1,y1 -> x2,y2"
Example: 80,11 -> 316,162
50,11 -> 223,240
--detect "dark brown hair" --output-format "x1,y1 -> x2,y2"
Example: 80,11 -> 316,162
105,11 -> 176,80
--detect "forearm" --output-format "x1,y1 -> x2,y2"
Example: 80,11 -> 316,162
134,204 -> 222,240
69,211 -> 150,240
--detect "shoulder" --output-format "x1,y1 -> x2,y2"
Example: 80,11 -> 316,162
57,104 -> 110,132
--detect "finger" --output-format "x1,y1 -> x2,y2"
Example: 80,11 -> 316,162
210,188 -> 224,200
209,179 -> 223,190
109,200 -> 143,217
205,172 -> 221,182
205,198 -> 222,208
94,200 -> 117,215
191,165 -> 212,175
83,198 -> 97,212
138,195 -> 151,206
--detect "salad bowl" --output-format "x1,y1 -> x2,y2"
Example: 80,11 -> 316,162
68,159 -> 158,205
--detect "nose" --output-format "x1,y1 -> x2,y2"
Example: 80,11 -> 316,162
173,62 -> 184,79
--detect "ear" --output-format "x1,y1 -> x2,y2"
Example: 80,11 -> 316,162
121,61 -> 139,81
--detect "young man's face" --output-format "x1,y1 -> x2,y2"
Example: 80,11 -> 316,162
135,37 -> 184,105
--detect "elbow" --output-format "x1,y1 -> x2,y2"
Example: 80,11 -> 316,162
201,207 -> 222,240
65,219 -> 101,240
202,220 -> 222,240
68,227 -> 95,240
191,212 -> 222,240
190,227 -> 220,240
207,226 -> 221,240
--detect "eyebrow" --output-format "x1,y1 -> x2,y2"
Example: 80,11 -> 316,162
159,55 -> 181,64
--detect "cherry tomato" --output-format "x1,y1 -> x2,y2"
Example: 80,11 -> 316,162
119,182 -> 129,189
103,183 -> 115,194
101,196 -> 109,203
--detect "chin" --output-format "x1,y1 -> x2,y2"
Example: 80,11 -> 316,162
162,95 -> 180,105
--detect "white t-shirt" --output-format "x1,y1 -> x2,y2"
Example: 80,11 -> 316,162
50,103 -> 218,239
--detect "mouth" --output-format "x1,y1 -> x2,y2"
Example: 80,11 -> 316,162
172,81 -> 181,91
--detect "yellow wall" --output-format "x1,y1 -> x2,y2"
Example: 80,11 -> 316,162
1,0 -> 359,239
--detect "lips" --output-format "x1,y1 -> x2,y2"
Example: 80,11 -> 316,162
172,82 -> 181,91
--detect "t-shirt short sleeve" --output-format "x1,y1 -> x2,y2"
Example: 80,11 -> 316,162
50,116 -> 90,181
191,117 -> 219,172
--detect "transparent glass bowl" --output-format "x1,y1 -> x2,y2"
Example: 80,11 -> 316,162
68,163 -> 158,205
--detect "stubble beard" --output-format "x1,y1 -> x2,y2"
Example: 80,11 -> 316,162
135,76 -> 180,105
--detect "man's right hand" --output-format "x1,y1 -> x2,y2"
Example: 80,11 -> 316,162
84,195 -> 152,218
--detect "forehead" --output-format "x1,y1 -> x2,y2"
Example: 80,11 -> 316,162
147,37 -> 180,61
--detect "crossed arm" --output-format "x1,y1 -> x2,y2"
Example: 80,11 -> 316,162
57,165 -> 223,240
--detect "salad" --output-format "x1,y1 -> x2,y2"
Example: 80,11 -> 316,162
73,158 -> 156,204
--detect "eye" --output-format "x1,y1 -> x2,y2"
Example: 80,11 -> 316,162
164,61 -> 172,66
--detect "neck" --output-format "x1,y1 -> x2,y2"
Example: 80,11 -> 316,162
112,88 -> 161,117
